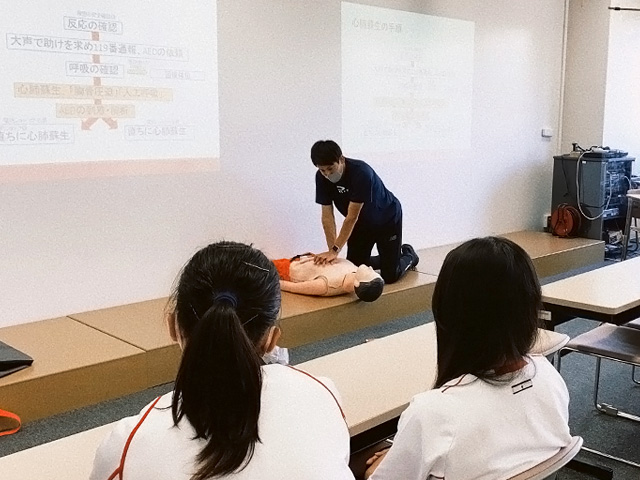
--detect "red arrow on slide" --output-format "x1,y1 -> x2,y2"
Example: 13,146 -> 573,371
81,117 -> 99,130
102,118 -> 118,129
79,31 -> 118,131
81,117 -> 118,130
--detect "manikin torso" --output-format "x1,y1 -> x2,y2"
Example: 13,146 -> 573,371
288,256 -> 357,295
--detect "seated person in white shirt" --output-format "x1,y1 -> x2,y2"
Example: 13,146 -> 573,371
364,236 -> 573,480
272,253 -> 384,302
90,241 -> 354,480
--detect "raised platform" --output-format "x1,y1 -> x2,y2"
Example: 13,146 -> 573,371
0,272 -> 437,422
279,270 -> 436,347
416,231 -> 604,278
0,231 -> 604,423
69,298 -> 178,387
0,318 -> 147,422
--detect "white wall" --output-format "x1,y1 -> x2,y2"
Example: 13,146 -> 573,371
0,0 -> 567,327
561,0 -> 611,154
603,2 -> 640,174
561,0 -> 640,172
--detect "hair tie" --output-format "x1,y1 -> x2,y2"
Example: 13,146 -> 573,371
214,291 -> 238,308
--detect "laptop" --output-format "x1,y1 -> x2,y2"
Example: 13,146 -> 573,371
0,341 -> 33,379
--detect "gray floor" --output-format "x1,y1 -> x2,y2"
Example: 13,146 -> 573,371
1,257 -> 639,479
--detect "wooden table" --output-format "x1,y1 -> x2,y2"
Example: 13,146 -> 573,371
541,256 -> 640,328
0,322 -> 579,480
0,323 -> 438,480
300,322 -> 437,451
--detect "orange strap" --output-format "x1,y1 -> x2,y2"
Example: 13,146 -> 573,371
287,365 -> 347,422
107,396 -> 162,480
0,409 -> 21,437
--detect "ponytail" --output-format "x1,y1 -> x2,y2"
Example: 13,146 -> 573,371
172,300 -> 263,479
169,241 -> 281,479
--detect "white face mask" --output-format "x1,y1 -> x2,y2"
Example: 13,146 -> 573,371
263,345 -> 289,365
326,170 -> 342,183
319,159 -> 344,183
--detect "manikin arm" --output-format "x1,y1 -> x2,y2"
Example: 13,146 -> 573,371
280,278 -> 330,296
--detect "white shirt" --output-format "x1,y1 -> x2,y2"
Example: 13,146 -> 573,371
370,355 -> 572,480
90,364 -> 354,480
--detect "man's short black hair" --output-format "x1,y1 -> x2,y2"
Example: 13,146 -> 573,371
354,278 -> 384,302
311,140 -> 342,166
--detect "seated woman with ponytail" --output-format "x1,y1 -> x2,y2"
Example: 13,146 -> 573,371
90,241 -> 354,480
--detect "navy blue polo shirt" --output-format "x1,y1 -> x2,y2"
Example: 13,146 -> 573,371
315,158 -> 401,227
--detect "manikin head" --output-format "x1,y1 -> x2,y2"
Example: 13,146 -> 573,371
352,264 -> 384,302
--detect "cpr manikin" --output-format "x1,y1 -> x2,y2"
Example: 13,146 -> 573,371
273,254 -> 384,302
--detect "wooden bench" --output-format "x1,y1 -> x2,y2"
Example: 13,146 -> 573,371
0,322 -> 568,479
0,231 -> 604,423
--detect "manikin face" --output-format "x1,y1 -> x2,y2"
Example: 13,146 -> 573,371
354,264 -> 381,286
317,156 -> 345,183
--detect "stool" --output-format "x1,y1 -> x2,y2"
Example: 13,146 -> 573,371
621,190 -> 640,261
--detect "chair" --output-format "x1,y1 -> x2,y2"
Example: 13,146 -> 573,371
623,318 -> 640,384
557,323 -> 640,469
621,189 -> 640,261
507,436 -> 583,480
558,323 -> 640,422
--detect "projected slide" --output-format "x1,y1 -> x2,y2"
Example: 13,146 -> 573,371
341,2 -> 474,158
0,2 -> 219,168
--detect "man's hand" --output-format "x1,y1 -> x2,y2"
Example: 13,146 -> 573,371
313,250 -> 338,265
364,448 -> 389,479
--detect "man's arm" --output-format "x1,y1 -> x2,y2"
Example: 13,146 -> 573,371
315,201 -> 363,264
334,201 -> 363,251
280,278 -> 329,296
321,204 -> 337,249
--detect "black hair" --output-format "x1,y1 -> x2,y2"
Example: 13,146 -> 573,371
169,241 -> 281,479
431,236 -> 541,388
354,278 -> 384,302
310,140 -> 342,166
